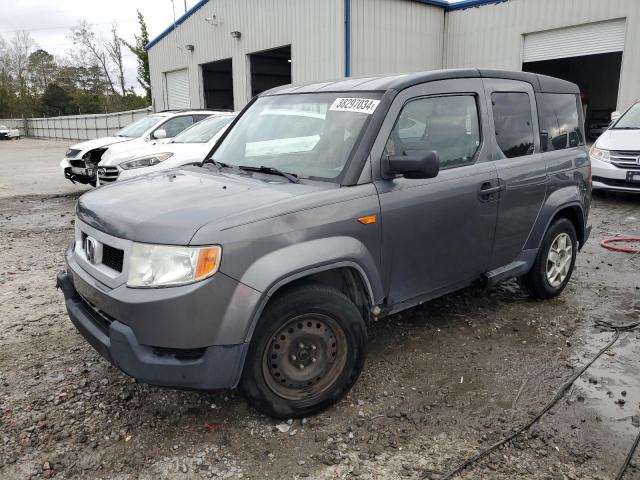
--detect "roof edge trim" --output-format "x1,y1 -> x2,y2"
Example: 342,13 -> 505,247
145,0 -> 209,51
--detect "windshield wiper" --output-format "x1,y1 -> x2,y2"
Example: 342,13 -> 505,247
238,165 -> 300,183
201,157 -> 231,169
612,127 -> 640,130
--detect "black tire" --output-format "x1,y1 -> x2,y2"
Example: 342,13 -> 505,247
519,218 -> 577,300
239,283 -> 367,419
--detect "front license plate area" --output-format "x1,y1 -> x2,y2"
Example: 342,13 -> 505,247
626,171 -> 640,183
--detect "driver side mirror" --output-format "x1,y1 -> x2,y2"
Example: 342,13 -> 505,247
388,151 -> 440,179
153,129 -> 167,139
611,111 -> 621,124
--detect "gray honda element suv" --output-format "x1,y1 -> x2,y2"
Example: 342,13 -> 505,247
57,70 -> 591,418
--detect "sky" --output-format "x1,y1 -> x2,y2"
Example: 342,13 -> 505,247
1,0 -> 466,95
0,0 -> 198,94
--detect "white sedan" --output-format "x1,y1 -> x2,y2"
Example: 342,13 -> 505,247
0,125 -> 20,140
96,113 -> 237,185
590,102 -> 640,193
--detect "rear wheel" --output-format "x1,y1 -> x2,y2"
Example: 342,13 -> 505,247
239,283 -> 367,419
519,218 -> 577,299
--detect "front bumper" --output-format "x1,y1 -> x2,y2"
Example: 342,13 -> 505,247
591,157 -> 640,192
61,158 -> 95,184
57,270 -> 249,390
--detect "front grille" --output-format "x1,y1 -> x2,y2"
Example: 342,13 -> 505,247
66,148 -> 81,158
102,244 -> 124,272
610,151 -> 640,170
98,166 -> 119,183
151,346 -> 207,361
593,176 -> 640,189
78,294 -> 114,334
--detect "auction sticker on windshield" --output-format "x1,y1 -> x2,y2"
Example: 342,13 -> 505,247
330,98 -> 380,115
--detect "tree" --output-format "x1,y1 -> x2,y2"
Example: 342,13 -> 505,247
105,22 -> 126,96
7,31 -> 36,97
41,83 -> 73,116
28,49 -> 57,93
70,21 -> 116,95
121,11 -> 151,100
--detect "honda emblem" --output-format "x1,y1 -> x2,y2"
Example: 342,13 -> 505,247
85,236 -> 97,264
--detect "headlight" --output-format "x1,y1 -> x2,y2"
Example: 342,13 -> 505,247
120,153 -> 173,170
127,243 -> 221,288
589,146 -> 610,163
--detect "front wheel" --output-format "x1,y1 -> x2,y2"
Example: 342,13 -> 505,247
519,218 -> 577,299
239,283 -> 367,419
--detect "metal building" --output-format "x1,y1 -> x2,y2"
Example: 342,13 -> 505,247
147,0 -> 640,135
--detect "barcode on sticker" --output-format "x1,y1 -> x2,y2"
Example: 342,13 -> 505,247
329,98 -> 380,115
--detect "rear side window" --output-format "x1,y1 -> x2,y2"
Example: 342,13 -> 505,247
491,92 -> 534,158
538,93 -> 584,151
159,115 -> 194,137
385,95 -> 481,170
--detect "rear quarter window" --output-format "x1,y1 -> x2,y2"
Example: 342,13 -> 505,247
491,92 -> 535,159
538,93 -> 584,151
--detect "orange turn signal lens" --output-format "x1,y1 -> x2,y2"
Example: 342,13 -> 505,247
357,215 -> 377,225
195,246 -> 222,280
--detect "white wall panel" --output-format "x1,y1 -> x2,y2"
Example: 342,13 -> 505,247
350,0 -> 444,76
444,0 -> 640,110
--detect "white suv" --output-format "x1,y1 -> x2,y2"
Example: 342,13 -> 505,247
590,102 -> 640,193
96,113 -> 236,185
60,110 -> 222,186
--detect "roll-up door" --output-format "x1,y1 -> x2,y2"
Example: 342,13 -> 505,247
165,69 -> 190,109
523,19 -> 626,63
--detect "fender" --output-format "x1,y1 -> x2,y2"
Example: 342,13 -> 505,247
524,185 -> 586,251
236,236 -> 384,343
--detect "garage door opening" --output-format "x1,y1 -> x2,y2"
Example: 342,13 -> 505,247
249,45 -> 291,98
523,52 -> 622,141
202,59 -> 234,110
521,19 -> 625,141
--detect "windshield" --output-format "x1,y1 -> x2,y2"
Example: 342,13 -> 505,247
115,115 -> 163,138
172,115 -> 234,143
612,103 -> 640,129
212,92 -> 382,181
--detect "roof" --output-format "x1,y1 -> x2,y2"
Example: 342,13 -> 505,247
262,69 -> 580,95
145,0 -> 509,51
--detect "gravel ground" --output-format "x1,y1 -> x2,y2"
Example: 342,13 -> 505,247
1,138 -> 640,480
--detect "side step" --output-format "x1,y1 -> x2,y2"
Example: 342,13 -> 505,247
482,260 -> 530,288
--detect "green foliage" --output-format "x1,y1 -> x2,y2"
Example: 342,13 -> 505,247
121,11 -> 151,101
41,83 -> 74,116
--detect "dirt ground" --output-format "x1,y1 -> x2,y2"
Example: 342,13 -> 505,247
1,138 -> 640,480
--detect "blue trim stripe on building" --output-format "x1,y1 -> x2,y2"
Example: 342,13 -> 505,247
145,0 -> 509,51
446,0 -> 507,11
145,0 -> 210,51
345,0 -> 351,77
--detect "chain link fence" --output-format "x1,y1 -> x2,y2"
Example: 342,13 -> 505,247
0,108 -> 152,141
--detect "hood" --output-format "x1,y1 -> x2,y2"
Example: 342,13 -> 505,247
70,136 -> 132,152
595,129 -> 640,151
99,142 -> 208,167
99,137 -> 165,164
77,167 -> 327,245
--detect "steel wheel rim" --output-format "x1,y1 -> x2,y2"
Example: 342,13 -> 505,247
262,313 -> 348,401
546,233 -> 573,288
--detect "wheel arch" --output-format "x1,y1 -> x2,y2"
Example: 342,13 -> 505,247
243,261 -> 377,344
525,187 -> 588,251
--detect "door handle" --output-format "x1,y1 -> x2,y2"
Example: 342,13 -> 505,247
479,185 -> 503,195
478,181 -> 505,202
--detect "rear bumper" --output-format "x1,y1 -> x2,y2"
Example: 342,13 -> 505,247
56,270 -> 248,390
